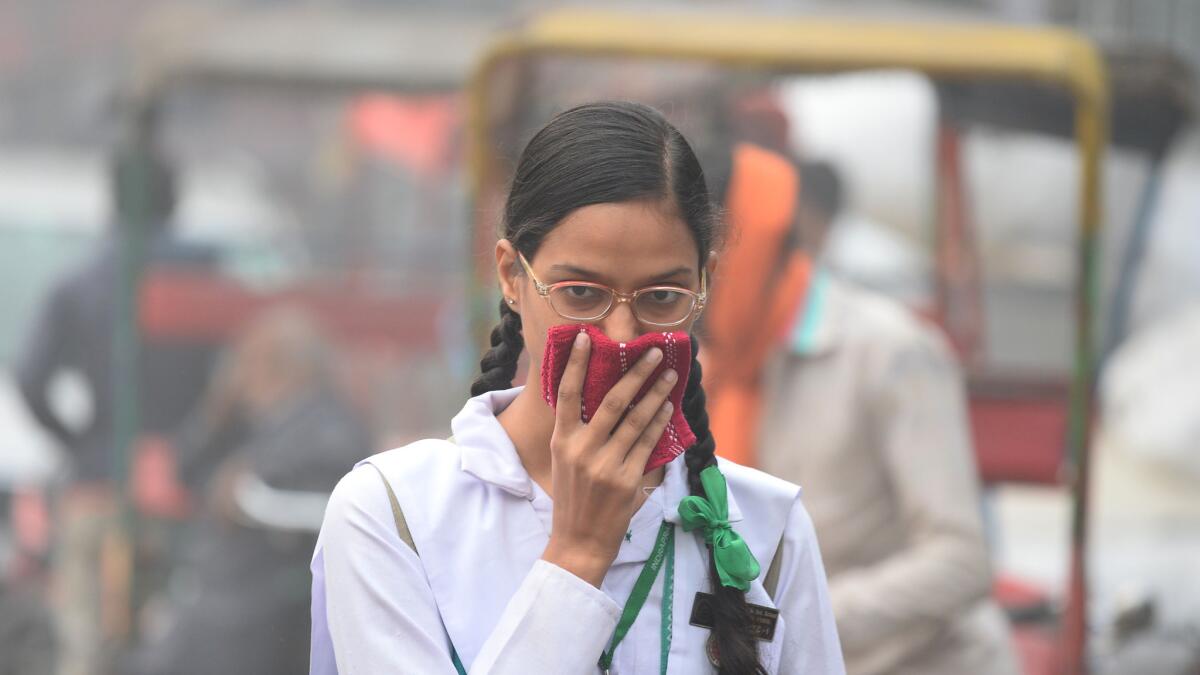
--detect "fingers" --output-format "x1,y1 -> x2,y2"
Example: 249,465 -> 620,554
623,398 -> 674,473
608,366 -> 677,452
554,330 -> 591,432
588,347 -> 664,435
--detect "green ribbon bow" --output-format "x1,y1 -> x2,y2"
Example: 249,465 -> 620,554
677,465 -> 760,592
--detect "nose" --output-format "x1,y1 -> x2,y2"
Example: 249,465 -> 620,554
597,301 -> 641,344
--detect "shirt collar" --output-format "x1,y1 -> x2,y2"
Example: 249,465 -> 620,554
788,266 -> 841,357
450,386 -> 743,524
451,386 -> 534,499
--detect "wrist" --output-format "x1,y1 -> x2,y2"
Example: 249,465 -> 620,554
541,539 -> 612,588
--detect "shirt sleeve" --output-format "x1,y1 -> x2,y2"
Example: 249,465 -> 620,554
828,328 -> 992,654
14,278 -> 77,448
313,464 -> 621,675
773,495 -> 847,675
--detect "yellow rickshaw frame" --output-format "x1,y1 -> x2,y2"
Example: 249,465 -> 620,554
467,9 -> 1108,674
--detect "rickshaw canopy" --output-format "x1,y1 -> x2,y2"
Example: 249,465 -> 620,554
469,6 -> 1109,191
465,9 -> 1119,674
129,6 -> 500,100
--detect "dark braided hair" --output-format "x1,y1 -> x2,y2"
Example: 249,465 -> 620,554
683,338 -> 765,674
472,101 -> 764,673
470,299 -> 524,397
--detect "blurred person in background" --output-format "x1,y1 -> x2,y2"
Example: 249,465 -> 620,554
13,141 -> 217,675
704,145 -> 1017,675
125,307 -> 372,675
816,174 -> 932,310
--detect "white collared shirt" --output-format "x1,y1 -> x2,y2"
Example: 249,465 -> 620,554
311,387 -> 844,674
761,278 -> 1017,675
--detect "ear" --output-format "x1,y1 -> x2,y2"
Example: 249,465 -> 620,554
495,239 -> 521,312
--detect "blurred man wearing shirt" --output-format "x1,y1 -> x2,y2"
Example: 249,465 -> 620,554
14,144 -> 217,675
707,150 -> 1018,674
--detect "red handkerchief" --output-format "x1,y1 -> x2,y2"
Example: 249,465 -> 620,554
541,324 -> 696,473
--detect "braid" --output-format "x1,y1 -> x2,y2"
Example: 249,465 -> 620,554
682,340 -> 717,494
682,337 -> 766,675
470,300 -> 525,397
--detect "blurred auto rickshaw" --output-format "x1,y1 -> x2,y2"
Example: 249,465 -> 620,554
461,6 -> 1196,674
41,3 -> 500,655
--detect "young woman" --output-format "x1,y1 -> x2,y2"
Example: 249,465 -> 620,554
310,102 -> 843,674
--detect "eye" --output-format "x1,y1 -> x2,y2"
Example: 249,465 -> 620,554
644,289 -> 684,305
562,285 -> 602,300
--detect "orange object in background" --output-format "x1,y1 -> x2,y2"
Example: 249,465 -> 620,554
350,94 -> 460,174
705,143 -> 810,468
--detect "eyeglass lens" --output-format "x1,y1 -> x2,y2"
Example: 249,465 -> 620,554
547,285 -> 696,325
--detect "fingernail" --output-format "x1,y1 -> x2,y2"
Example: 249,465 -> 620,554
661,401 -> 673,415
663,369 -> 678,384
575,331 -> 589,348
647,348 -> 663,363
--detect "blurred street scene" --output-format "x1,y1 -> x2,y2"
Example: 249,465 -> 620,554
0,1 -> 1197,674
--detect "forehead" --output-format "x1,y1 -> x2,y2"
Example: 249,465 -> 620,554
534,199 -> 700,280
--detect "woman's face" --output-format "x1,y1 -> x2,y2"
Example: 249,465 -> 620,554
496,197 -> 715,384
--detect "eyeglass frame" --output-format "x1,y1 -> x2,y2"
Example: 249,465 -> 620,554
516,251 -> 707,327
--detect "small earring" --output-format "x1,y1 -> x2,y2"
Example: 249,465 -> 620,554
506,298 -> 515,305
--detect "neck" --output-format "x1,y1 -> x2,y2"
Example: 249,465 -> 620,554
497,379 -> 666,500
497,385 -> 556,490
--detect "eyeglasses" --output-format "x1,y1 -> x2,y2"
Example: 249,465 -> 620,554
517,252 -> 706,327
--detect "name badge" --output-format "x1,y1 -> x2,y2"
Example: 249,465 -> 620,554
688,591 -> 780,642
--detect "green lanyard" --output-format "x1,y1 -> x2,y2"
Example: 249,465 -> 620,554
598,521 -> 675,675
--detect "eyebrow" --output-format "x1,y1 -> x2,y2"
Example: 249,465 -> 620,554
548,263 -> 695,285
